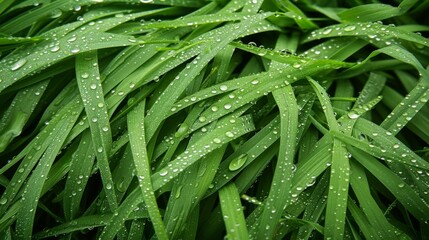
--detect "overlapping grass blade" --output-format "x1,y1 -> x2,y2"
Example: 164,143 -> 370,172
127,99 -> 168,239
76,51 -> 117,210
63,132 -> 95,220
0,80 -> 48,152
338,0 -> 418,22
219,183 -> 249,239
15,101 -> 81,239
309,78 -> 350,239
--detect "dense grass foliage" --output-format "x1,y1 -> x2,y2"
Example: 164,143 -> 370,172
1,0 -> 429,239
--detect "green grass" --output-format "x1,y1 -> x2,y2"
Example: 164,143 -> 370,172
0,0 -> 429,239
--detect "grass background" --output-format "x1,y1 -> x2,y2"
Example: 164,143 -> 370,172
0,0 -> 429,239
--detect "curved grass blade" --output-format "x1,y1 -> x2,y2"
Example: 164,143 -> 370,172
254,33 -> 299,239
254,84 -> 298,239
309,78 -> 350,239
127,99 -> 168,239
34,209 -> 150,239
349,160 -> 406,239
76,51 -> 117,210
144,12 -> 274,141
0,80 -> 48,152
349,147 -> 429,222
338,0 -> 418,22
15,103 -> 80,239
304,22 -> 429,48
63,132 -> 95,220
219,183 -> 249,239
101,114 -> 255,238
0,10 -> 157,92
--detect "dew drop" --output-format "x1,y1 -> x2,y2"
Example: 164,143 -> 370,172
347,112 -> 359,119
0,197 -> 7,205
251,80 -> 259,85
211,106 -> 218,112
90,83 -> 97,89
81,73 -> 89,79
398,183 -> 405,188
97,147 -> 103,153
106,183 -> 112,190
50,9 -> 62,18
198,116 -> 206,122
67,36 -> 77,42
213,138 -> 222,144
175,123 -> 188,138
175,185 -> 182,199
225,131 -> 234,138
322,28 -> 332,35
224,103 -> 232,110
50,45 -> 60,52
11,58 -> 27,71
293,63 -> 301,68
159,169 -> 168,176
220,85 -> 228,91
229,154 -> 248,171
344,25 -> 356,32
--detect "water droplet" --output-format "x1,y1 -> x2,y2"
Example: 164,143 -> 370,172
306,179 -> 316,187
97,147 -> 103,152
229,154 -> 248,171
102,126 -> 109,132
248,42 -> 257,47
344,25 -> 356,32
68,36 -> 77,42
211,106 -> 218,112
98,102 -> 104,108
50,45 -> 60,52
213,138 -> 222,144
0,197 -> 7,205
293,63 -> 301,68
11,58 -> 27,71
251,80 -> 259,85
81,73 -> 89,79
106,183 -> 112,190
175,123 -> 188,138
220,85 -> 228,91
398,183 -> 405,188
225,131 -> 234,138
347,112 -> 359,119
92,117 -> 98,123
393,144 -> 400,149
18,168 -> 25,173
322,28 -> 332,35
159,169 -> 168,176
198,116 -> 206,122
50,9 -> 62,18
175,185 -> 182,198
224,103 -> 232,110
140,0 -> 153,3
90,83 -> 97,89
